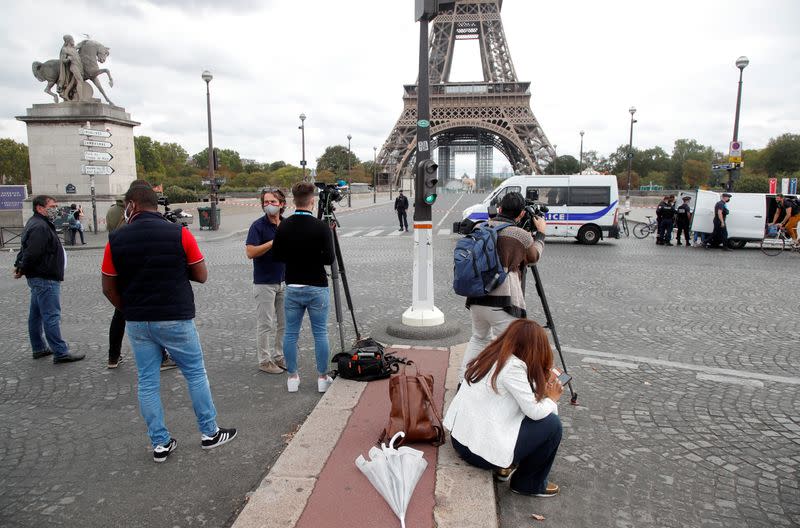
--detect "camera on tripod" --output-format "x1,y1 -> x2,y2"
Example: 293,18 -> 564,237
518,196 -> 549,234
315,182 -> 343,220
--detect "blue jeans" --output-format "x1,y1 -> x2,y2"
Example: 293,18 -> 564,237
283,286 -> 330,376
452,413 -> 562,494
26,277 -> 69,357
126,320 -> 218,447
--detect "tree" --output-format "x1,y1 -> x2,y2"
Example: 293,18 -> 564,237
682,159 -> 710,188
763,133 -> 800,176
0,138 -> 30,186
316,145 -> 360,176
544,155 -> 579,175
134,136 -> 163,174
734,173 -> 770,193
669,139 -> 716,188
269,161 -> 286,172
193,148 -> 243,173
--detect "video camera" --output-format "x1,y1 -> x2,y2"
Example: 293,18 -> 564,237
316,182 -> 343,220
517,190 -> 549,234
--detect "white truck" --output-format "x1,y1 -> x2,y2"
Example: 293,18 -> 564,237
691,190 -> 794,248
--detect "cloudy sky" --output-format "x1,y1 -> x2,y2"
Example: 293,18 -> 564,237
1,0 -> 798,174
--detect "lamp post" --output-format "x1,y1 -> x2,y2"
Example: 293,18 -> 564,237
347,134 -> 352,207
728,56 -> 749,191
201,70 -> 217,231
373,146 -> 377,204
626,106 -> 637,206
579,130 -> 584,174
299,113 -> 307,181
553,144 -> 558,175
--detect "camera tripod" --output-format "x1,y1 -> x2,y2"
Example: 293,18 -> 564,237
318,206 -> 362,354
523,264 -> 578,405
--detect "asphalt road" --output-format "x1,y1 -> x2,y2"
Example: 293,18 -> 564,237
1,191 -> 798,527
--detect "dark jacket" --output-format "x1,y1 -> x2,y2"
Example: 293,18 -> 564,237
109,211 -> 195,321
272,211 -> 334,287
394,195 -> 409,211
15,213 -> 65,281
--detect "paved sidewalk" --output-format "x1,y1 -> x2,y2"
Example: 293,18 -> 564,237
232,344 -> 498,528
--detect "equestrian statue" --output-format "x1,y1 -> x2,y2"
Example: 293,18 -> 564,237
31,34 -> 115,105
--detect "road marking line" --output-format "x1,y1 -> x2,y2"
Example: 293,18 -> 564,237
438,229 -> 451,236
388,230 -> 404,236
364,230 -> 383,237
340,230 -> 363,238
436,193 -> 465,229
582,357 -> 639,369
696,373 -> 764,388
563,346 -> 800,385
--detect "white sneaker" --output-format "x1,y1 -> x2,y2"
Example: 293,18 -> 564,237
287,375 -> 300,393
317,375 -> 334,393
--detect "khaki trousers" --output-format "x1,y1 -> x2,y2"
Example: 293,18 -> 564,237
254,283 -> 285,365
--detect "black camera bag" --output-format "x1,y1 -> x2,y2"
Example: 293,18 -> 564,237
331,338 -> 406,382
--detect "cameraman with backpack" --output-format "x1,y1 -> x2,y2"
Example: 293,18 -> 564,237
459,192 -> 546,380
771,194 -> 800,245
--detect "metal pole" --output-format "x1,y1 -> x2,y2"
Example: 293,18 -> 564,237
203,74 -> 217,231
299,113 -> 307,181
579,131 -> 584,174
553,145 -> 557,175
347,135 -> 352,207
373,146 -> 377,203
90,175 -> 97,234
729,58 -> 748,191
626,107 -> 636,203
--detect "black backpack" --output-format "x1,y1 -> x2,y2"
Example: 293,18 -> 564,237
331,338 -> 406,382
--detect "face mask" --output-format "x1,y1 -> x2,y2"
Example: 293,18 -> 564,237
264,204 -> 281,216
123,204 -> 135,223
45,206 -> 59,222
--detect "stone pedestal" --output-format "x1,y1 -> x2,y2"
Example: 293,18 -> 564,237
16,102 -> 139,230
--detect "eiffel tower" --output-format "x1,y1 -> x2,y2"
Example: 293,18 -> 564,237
378,0 -> 555,190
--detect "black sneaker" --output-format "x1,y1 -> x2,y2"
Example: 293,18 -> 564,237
32,349 -> 53,359
201,427 -> 237,450
153,438 -> 177,463
53,352 -> 86,364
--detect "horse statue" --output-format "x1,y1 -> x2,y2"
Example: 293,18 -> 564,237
31,37 -> 115,105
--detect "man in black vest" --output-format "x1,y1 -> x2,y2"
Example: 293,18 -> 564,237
14,195 -> 84,363
707,193 -> 732,250
101,183 -> 236,462
674,196 -> 693,246
394,190 -> 409,232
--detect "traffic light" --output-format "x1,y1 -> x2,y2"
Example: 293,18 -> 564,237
418,159 -> 438,205
212,148 -> 220,171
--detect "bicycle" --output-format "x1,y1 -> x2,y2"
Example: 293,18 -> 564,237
761,225 -> 800,256
633,216 -> 658,239
618,211 -> 630,237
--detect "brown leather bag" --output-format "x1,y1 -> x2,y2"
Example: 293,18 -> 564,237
380,362 -> 445,446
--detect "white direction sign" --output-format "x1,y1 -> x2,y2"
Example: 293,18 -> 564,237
83,151 -> 113,162
78,128 -> 112,138
82,165 -> 114,175
82,139 -> 113,148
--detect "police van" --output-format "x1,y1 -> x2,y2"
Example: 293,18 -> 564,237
458,175 -> 621,244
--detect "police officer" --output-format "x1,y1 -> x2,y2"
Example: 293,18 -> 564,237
675,196 -> 693,246
707,192 -> 732,251
657,195 -> 677,246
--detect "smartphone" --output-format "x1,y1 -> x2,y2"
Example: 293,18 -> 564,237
551,367 -> 572,386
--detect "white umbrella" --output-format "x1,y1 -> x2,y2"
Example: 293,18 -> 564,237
355,431 -> 428,528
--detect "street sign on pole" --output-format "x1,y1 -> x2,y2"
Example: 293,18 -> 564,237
82,139 -> 113,148
729,140 -> 743,163
78,128 -> 112,138
83,151 -> 113,162
81,165 -> 114,175
712,163 -> 735,171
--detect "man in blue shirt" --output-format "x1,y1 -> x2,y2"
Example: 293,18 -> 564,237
246,189 -> 287,374
707,193 -> 732,251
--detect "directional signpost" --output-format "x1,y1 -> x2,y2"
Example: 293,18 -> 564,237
79,124 -> 114,233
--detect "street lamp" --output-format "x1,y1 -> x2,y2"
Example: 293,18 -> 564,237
299,113 -> 307,181
201,70 -> 218,231
729,56 -> 749,191
347,134 -> 352,207
579,130 -> 584,174
373,146 -> 377,204
626,106 -> 637,206
553,144 -> 558,175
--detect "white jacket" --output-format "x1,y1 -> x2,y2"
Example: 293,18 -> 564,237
443,356 -> 558,467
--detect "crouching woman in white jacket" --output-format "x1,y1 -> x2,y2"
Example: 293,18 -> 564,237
443,319 -> 563,496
